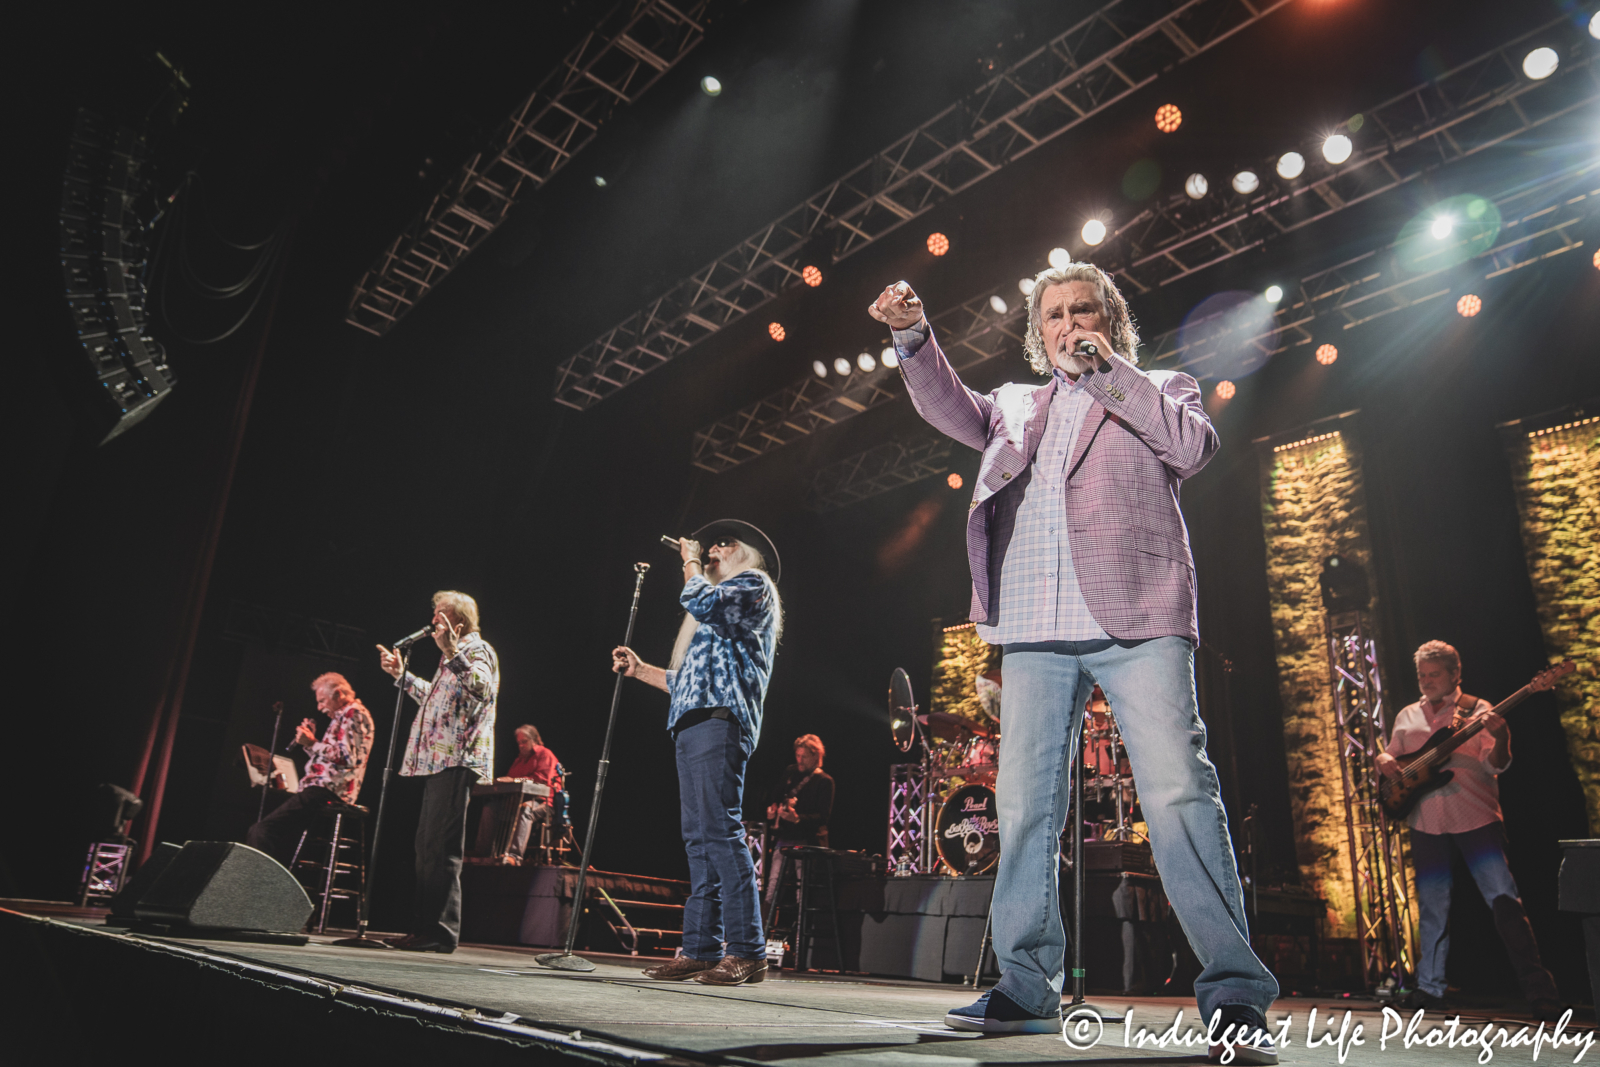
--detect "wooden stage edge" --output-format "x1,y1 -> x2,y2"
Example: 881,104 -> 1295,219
1,900 -> 1593,1067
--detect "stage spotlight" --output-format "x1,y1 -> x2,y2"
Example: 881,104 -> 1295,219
812,360 -> 828,378
802,265 -> 823,287
1155,104 -> 1182,133
1018,277 -> 1036,296
857,352 -> 877,372
1592,11 -> 1600,39
947,473 -> 964,490
1522,47 -> 1558,80
701,76 -> 722,96
882,347 -> 899,368
833,356 -> 852,376
1048,247 -> 1070,270
768,322 -> 786,341
1185,173 -> 1209,199
1457,294 -> 1482,317
1316,343 -> 1338,365
1593,248 -> 1600,270
1232,170 -> 1259,194
1215,380 -> 1236,400
1081,219 -> 1107,245
1264,285 -> 1284,304
1276,152 -> 1305,180
927,232 -> 950,256
1397,194 -> 1500,273
593,175 -> 607,187
1430,216 -> 1454,240
989,295 -> 1008,314
1322,134 -> 1353,164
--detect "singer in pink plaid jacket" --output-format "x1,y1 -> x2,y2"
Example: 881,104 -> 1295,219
897,328 -> 1218,639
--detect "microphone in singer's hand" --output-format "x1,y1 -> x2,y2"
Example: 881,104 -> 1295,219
659,534 -> 681,551
1074,339 -> 1099,357
393,626 -> 431,649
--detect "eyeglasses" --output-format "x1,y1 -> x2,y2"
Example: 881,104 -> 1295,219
709,538 -> 739,548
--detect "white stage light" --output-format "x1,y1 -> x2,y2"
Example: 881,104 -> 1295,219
1322,134 -> 1353,164
1081,219 -> 1107,245
1591,12 -> 1600,39
1522,47 -> 1558,80
882,348 -> 899,368
1018,277 -> 1036,296
857,352 -> 877,372
989,295 -> 1008,314
1276,152 -> 1305,180
1430,216 -> 1454,240
1264,285 -> 1283,304
593,175 -> 607,187
1232,170 -> 1259,194
701,76 -> 722,96
833,357 -> 852,376
1048,247 -> 1070,270
1185,173 -> 1209,199
812,360 -> 828,378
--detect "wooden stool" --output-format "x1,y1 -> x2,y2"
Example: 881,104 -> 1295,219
289,802 -> 367,933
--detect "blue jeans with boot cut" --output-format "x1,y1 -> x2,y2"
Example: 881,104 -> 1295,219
990,638 -> 1278,1020
675,713 -> 763,960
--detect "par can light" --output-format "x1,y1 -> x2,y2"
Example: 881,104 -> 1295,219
1155,104 -> 1182,133
1215,380 -> 1236,400
812,360 -> 828,378
1276,152 -> 1305,180
701,76 -> 722,96
857,352 -> 877,372
1081,219 -> 1107,246
1048,247 -> 1070,270
1264,285 -> 1284,304
801,265 -> 823,287
768,322 -> 786,341
1322,133 -> 1353,164
1184,173 -> 1209,199
1232,170 -> 1259,195
1018,277 -> 1036,296
1316,344 -> 1338,365
1456,294 -> 1482,318
881,347 -> 899,368
947,473 -> 964,490
989,295 -> 1008,314
1522,47 -> 1558,80
833,357 -> 852,376
926,232 -> 950,256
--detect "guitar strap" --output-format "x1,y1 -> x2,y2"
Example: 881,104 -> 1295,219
1451,691 -> 1480,729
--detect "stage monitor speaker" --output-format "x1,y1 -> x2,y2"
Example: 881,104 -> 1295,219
131,841 -> 312,942
105,840 -> 182,926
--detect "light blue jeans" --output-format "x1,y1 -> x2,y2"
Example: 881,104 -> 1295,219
990,638 -> 1278,1019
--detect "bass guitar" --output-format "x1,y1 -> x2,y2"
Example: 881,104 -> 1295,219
1378,660 -> 1574,820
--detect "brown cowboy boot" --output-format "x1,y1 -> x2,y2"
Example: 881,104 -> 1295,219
693,956 -> 767,986
642,956 -> 720,980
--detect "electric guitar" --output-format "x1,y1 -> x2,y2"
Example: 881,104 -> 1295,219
1378,660 -> 1574,820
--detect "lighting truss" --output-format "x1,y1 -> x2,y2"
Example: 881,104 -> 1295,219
690,26 -> 1600,470
554,0 -> 1296,409
887,762 -> 933,874
346,0 -> 730,337
806,433 -> 954,512
1326,611 -> 1416,993
691,294 -> 1024,472
1107,14 -> 1600,295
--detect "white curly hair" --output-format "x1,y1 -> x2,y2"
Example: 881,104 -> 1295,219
1022,262 -> 1140,375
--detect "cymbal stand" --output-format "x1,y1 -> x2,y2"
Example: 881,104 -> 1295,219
537,562 -> 650,972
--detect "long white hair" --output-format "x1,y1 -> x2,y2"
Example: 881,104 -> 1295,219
668,540 -> 783,669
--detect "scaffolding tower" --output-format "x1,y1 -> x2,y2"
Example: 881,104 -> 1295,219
1326,611 -> 1416,994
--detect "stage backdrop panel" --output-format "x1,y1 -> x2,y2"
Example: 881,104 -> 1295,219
931,622 -> 1001,732
1499,404 -> 1600,834
1256,414 -> 1384,941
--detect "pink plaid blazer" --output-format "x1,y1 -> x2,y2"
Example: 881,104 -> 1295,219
900,329 -> 1218,643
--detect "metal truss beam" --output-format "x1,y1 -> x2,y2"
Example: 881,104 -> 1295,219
346,0 -> 730,337
555,0 -> 1296,409
690,27 -> 1600,471
806,433 -> 954,512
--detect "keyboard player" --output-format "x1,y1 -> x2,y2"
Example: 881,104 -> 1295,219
473,724 -> 560,863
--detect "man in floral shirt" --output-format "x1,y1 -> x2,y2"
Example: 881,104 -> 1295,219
377,590 -> 498,953
613,519 -> 781,987
245,672 -> 373,864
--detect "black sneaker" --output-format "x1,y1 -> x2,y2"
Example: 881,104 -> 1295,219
1207,1005 -> 1278,1066
944,989 -> 1061,1034
1398,988 -> 1447,1012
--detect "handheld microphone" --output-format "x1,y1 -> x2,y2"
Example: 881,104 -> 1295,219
393,626 -> 431,649
659,534 -> 681,551
1074,340 -> 1099,357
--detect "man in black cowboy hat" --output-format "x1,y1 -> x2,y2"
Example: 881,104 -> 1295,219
612,520 -> 782,986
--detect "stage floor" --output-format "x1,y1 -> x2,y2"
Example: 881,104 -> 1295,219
5,903 -> 1593,1066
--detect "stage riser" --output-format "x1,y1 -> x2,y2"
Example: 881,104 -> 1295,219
460,865 -> 688,952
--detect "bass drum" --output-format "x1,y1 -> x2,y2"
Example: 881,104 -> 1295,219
936,784 -> 1000,875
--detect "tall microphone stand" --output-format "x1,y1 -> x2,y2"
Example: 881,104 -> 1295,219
257,700 -> 285,824
333,638 -> 418,948
1065,730 -> 1118,1022
538,562 -> 649,971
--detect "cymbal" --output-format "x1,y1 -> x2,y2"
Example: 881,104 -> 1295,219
919,712 -> 995,740
888,668 -> 916,752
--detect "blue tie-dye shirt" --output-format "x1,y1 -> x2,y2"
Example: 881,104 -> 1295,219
662,570 -> 779,753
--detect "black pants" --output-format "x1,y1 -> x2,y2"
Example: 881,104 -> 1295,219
413,767 -> 476,948
245,786 -> 339,867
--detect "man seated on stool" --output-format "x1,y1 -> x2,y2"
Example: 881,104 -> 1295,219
763,734 -> 834,915
245,672 -> 374,866
473,724 -> 559,864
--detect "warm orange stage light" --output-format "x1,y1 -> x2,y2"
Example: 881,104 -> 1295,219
1315,344 -> 1338,365
927,232 -> 950,256
768,322 -> 786,341
1456,294 -> 1482,318
1215,380 -> 1236,400
947,473 -> 963,490
1155,104 -> 1182,133
801,265 -> 823,287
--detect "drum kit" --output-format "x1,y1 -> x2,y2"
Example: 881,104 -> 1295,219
888,669 -> 1143,877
